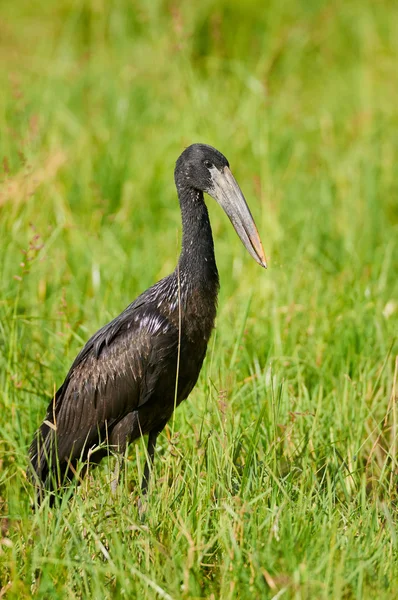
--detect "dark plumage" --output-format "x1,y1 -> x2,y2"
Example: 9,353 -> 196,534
28,143 -> 266,504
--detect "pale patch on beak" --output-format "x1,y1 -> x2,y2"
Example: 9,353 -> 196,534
208,166 -> 267,268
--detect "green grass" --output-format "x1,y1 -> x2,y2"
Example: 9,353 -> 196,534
1,0 -> 398,597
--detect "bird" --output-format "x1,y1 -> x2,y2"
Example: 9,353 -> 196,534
28,143 -> 266,505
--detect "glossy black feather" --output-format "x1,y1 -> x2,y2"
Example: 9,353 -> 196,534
29,271 -> 215,489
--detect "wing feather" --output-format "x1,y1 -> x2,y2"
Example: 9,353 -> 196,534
29,295 -> 179,487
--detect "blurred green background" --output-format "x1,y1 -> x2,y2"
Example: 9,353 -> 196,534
0,1 -> 397,598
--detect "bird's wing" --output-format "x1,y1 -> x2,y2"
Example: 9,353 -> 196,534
29,298 -> 179,479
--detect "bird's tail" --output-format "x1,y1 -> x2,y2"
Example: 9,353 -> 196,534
28,419 -> 59,504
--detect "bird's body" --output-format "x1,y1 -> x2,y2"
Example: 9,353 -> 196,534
28,143 -> 266,503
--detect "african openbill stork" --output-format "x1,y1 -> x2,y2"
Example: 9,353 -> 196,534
28,143 -> 266,505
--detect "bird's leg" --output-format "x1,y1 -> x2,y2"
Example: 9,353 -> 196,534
138,430 -> 158,519
141,429 -> 158,496
111,455 -> 121,495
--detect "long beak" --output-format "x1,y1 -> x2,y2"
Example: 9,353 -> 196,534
209,166 -> 267,268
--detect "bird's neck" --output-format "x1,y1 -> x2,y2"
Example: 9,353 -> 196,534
176,185 -> 219,289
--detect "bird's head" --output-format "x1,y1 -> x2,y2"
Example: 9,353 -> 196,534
175,143 -> 267,268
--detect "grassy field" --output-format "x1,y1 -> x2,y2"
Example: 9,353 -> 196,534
0,0 -> 397,597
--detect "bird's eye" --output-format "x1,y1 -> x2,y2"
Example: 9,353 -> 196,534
204,160 -> 213,169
